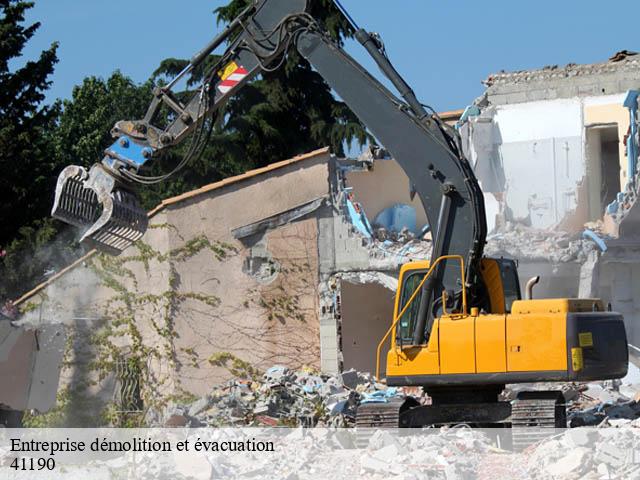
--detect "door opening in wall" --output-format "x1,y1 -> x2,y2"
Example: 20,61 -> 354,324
339,282 -> 395,376
586,125 -> 621,220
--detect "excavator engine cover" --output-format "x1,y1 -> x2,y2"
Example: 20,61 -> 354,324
52,164 -> 147,255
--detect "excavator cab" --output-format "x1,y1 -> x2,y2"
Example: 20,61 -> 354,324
394,257 -> 521,347
52,164 -> 148,255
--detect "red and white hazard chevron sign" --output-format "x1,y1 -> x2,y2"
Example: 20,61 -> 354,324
217,61 -> 249,95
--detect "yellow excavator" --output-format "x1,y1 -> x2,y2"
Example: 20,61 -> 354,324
51,0 -> 628,429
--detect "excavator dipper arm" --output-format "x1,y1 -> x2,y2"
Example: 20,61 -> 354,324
52,0 -> 487,343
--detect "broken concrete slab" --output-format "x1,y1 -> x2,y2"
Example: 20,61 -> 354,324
0,321 -> 65,412
544,447 -> 590,477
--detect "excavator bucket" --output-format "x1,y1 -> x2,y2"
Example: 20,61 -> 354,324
52,164 -> 148,255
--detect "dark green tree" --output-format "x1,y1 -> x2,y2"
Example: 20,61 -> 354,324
0,1 -> 66,300
0,0 -> 58,246
52,72 -> 154,169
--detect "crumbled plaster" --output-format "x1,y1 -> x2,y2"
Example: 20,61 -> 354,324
578,250 -> 601,299
315,153 -> 436,374
337,271 -> 398,292
484,53 -> 640,105
464,60 -> 639,234
242,237 -> 281,285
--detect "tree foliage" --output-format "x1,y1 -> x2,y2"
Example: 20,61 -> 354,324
0,1 -> 65,300
53,73 -> 154,169
0,0 -> 58,246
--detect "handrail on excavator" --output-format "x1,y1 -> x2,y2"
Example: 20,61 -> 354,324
375,255 -> 467,380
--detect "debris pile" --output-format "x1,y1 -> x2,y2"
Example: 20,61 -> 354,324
485,222 -> 599,262
7,424 -> 640,478
157,362 -> 640,431
566,380 -> 640,428
9,366 -> 640,478
154,366 -> 403,428
356,428 -> 490,478
523,427 -> 640,478
369,237 -> 432,266
506,365 -> 640,428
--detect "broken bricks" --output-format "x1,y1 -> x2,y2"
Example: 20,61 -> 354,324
156,365 -> 402,428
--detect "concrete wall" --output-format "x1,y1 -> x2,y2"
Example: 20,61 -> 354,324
485,59 -> 640,106
493,99 -> 584,229
600,253 -> 640,348
517,261 -> 581,300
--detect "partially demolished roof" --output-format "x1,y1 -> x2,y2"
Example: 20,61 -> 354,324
437,109 -> 464,124
14,147 -> 330,305
484,51 -> 640,87
483,51 -> 640,104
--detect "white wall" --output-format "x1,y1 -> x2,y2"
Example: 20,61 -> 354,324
494,99 -> 583,228
476,94 -> 629,230
495,99 -> 583,143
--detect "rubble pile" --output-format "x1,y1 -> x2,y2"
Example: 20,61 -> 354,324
357,428 -> 490,478
155,366 -> 403,428
506,366 -> 640,428
369,237 -> 433,267
185,428 -> 492,479
7,424 -> 640,478
523,427 -> 640,478
566,380 -> 640,428
158,362 -> 640,431
485,222 -> 598,263
373,226 -> 418,244
8,367 -> 640,478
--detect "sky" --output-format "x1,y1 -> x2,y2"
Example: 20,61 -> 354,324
20,0 -> 638,112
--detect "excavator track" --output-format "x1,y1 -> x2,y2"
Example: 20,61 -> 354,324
355,400 -> 402,448
511,391 -> 566,450
355,390 -> 566,450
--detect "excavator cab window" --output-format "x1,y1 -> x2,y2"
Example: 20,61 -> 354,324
497,258 -> 521,313
396,271 -> 427,345
481,257 -> 522,313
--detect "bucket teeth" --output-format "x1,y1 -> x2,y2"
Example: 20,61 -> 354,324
51,165 -> 98,228
52,164 -> 148,255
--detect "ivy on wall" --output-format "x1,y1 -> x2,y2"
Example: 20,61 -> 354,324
24,228 -> 236,427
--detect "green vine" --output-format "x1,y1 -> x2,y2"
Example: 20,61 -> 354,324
22,388 -> 72,428
208,352 -> 262,381
259,288 -> 306,323
42,230 -> 236,426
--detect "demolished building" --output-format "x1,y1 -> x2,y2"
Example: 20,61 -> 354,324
7,146 -> 436,421
460,51 -> 640,346
5,52 -> 640,424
